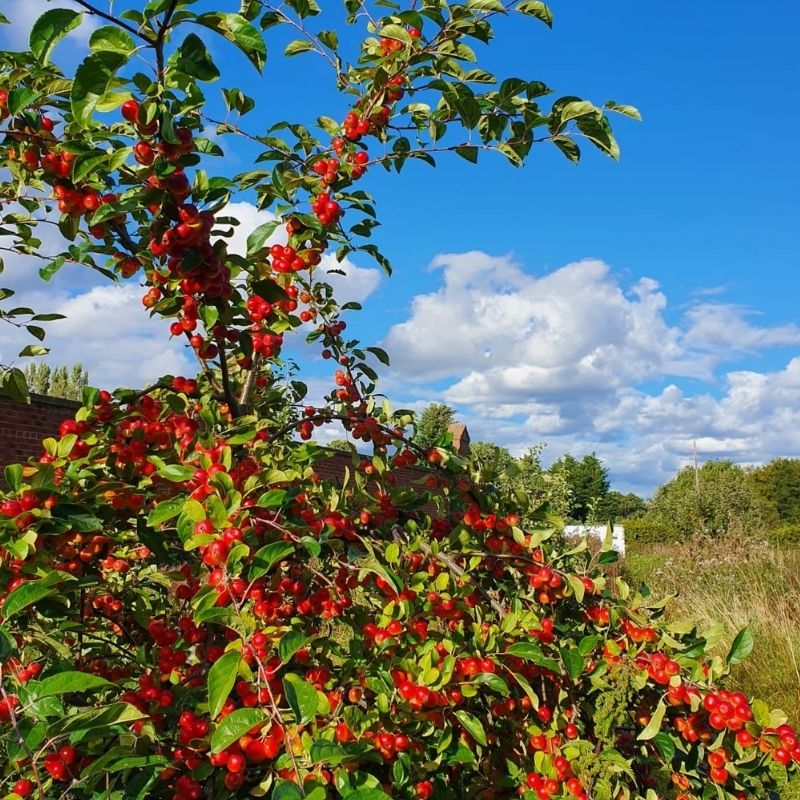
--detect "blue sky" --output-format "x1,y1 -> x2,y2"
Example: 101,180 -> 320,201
1,1 -> 799,494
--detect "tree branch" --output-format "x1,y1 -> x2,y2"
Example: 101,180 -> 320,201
71,0 -> 155,44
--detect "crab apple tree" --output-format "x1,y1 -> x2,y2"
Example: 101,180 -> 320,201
0,2 -> 797,800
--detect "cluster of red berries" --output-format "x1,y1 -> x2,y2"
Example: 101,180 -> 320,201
6,658 -> 41,684
763,724 -> 800,766
621,618 -> 658,643
585,604 -> 611,626
526,766 -> 585,800
43,745 -> 79,782
637,651 -> 681,685
702,689 -> 753,731
707,748 -> 731,784
171,375 -> 199,395
665,680 -> 700,707
245,294 -> 273,322
310,192 -> 342,226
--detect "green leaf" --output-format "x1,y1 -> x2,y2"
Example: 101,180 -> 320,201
637,699 -> 666,740
210,708 -> 268,753
468,0 -> 506,10
516,1 -> 553,27
472,672 -> 510,696
272,782 -> 305,800
455,145 -> 478,163
157,464 -> 194,482
560,647 -> 585,681
348,791 -> 392,800
310,740 -> 348,765
504,642 -> 560,673
278,631 -> 307,664
567,574 -> 585,603
2,580 -> 58,619
552,135 -> 580,163
28,671 -> 112,699
89,25 -> 136,56
51,503 -> 102,532
71,51 -> 129,128
454,709 -> 487,746
195,13 -> 267,71
378,24 -> 411,44
81,750 -> 169,779
256,489 -> 287,509
18,344 -> 49,358
1,367 -> 29,403
365,347 -> 390,366
30,8 -> 83,63
175,33 -> 220,81
3,464 -> 23,492
727,626 -> 754,665
0,626 -> 14,662
250,542 -> 294,578
39,256 -> 66,282
605,101 -> 642,121
246,219 -> 281,255
55,702 -> 146,734
283,673 -> 318,724
7,89 -> 44,117
147,497 -> 184,527
208,651 -> 240,719
652,732 -> 676,761
318,30 -> 338,50
285,39 -> 315,57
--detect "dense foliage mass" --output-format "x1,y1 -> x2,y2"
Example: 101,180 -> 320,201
0,3 -> 797,800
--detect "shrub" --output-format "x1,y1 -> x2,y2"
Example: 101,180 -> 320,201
0,4 -> 798,800
621,517 -> 676,544
766,524 -> 800,547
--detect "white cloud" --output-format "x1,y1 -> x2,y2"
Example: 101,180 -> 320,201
0,283 -> 194,389
381,252 -> 800,493
682,302 -> 800,352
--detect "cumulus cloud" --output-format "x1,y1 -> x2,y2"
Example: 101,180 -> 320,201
381,252 -> 800,493
0,284 -> 193,389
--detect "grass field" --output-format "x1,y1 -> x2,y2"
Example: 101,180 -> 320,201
621,534 -> 800,798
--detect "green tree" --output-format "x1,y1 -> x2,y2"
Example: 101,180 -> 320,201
648,459 -> 778,539
749,458 -> 800,525
550,452 -> 610,522
326,439 -> 354,451
414,402 -> 456,451
597,491 -> 647,521
469,440 -> 516,484
22,362 -> 88,400
470,442 -> 572,519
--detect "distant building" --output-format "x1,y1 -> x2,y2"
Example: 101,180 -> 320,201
447,423 -> 471,457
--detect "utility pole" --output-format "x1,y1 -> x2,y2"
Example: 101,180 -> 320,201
693,439 -> 700,491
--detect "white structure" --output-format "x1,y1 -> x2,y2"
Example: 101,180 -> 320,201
563,525 -> 626,556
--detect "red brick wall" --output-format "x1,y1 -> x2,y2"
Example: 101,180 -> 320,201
0,393 -> 80,469
0,396 -> 457,499
312,451 -> 438,492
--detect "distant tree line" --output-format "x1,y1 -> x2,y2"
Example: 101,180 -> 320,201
411,403 -> 800,543
22,362 -> 89,401
412,403 -> 645,523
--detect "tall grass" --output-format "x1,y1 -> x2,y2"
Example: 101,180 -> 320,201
622,533 -> 800,723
